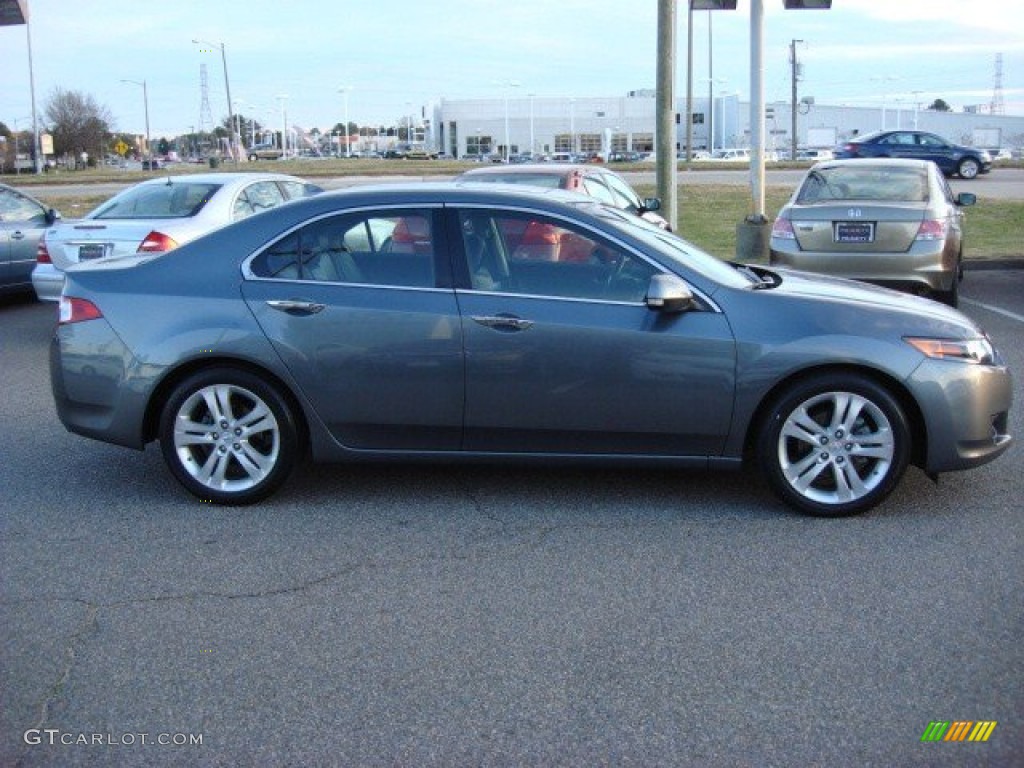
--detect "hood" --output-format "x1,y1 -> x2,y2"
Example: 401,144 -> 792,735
767,266 -> 977,328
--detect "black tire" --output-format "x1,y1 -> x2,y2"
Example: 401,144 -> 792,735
158,367 -> 300,505
757,373 -> 911,517
957,158 -> 980,179
937,268 -> 960,307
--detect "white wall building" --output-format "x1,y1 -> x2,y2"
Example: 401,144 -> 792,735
431,93 -> 1024,159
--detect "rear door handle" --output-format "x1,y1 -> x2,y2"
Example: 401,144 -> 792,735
471,314 -> 534,332
266,299 -> 326,315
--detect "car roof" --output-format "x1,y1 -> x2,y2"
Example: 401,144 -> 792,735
809,157 -> 934,171
131,172 -> 306,187
459,163 -> 599,177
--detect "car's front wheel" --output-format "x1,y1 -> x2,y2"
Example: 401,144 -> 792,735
158,368 -> 300,504
757,374 -> 910,517
957,157 -> 981,179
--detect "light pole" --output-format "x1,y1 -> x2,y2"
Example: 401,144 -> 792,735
120,79 -> 151,164
493,80 -> 520,162
528,93 -> 535,157
276,94 -> 288,156
338,86 -> 352,157
193,38 -> 236,161
789,39 -> 803,160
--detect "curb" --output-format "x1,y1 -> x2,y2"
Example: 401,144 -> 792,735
964,259 -> 1024,270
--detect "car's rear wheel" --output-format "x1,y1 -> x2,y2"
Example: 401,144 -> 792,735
158,368 -> 300,504
758,374 -> 910,517
957,158 -> 980,179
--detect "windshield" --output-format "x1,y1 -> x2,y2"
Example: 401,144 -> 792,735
797,166 -> 928,204
583,204 -> 754,290
91,182 -> 222,220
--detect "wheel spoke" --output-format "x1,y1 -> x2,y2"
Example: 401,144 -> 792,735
831,461 -> 868,502
786,452 -> 828,491
850,430 -> 894,460
236,402 -> 273,433
196,449 -> 230,488
781,407 -> 826,446
235,442 -> 275,480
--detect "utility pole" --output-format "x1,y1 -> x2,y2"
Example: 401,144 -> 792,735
790,39 -> 802,161
656,0 -> 677,229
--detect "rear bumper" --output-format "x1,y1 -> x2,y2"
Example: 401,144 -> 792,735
31,262 -> 64,302
769,241 -> 955,293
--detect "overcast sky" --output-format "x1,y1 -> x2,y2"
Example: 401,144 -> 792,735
2,0 -> 1022,138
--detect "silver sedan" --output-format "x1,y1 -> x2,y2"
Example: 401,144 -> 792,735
50,183 -> 1013,516
32,172 -> 321,301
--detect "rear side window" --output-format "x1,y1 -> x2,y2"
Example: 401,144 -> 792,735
249,209 -> 437,288
92,183 -> 221,219
232,181 -> 287,221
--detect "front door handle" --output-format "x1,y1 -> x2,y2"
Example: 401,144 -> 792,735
471,314 -> 534,332
266,299 -> 326,315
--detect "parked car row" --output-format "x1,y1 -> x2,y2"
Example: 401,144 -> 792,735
3,158 -> 1013,516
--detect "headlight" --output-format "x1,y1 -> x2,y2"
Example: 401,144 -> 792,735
904,336 -> 995,365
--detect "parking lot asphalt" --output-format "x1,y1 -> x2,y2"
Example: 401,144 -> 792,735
2,272 -> 1022,766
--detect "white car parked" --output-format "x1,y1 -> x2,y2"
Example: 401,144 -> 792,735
33,172 -> 321,301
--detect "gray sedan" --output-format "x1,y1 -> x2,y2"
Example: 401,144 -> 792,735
0,182 -> 59,296
50,184 -> 1013,517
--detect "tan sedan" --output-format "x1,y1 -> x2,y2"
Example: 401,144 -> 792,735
769,158 -> 975,307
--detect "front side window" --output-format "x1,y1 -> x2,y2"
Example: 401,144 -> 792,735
249,209 -> 437,288
459,210 -> 656,302
92,182 -> 221,219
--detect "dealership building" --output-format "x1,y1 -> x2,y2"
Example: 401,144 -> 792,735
428,92 -> 1024,159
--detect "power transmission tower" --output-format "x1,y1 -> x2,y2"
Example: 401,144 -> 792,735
198,63 -> 214,134
990,53 -> 1005,115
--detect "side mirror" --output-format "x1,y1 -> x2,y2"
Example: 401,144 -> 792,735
955,192 -> 976,207
641,197 -> 662,213
45,208 -> 61,225
646,273 -> 695,313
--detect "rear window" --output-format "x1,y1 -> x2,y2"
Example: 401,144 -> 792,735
91,182 -> 222,219
465,173 -> 564,189
796,167 -> 928,204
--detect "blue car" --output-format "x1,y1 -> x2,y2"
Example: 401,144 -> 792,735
834,130 -> 991,179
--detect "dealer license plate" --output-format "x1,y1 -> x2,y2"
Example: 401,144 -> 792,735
78,243 -> 110,260
834,222 -> 875,243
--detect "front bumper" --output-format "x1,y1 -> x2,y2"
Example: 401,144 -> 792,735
907,356 -> 1013,473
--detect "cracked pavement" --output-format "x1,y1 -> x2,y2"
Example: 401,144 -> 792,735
2,286 -> 1022,766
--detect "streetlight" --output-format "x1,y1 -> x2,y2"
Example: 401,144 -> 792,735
120,79 -> 151,165
493,80 -> 520,162
275,94 -> 289,157
192,38 -> 236,161
338,86 -> 352,157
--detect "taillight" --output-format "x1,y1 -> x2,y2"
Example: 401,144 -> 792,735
58,296 -> 103,324
842,143 -> 858,155
915,219 -> 948,241
771,218 -> 796,240
137,231 -> 179,252
37,239 -> 52,264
